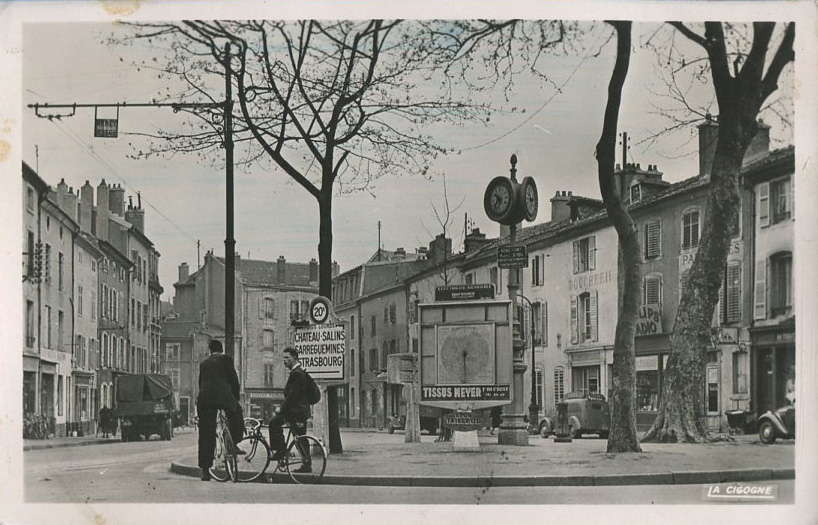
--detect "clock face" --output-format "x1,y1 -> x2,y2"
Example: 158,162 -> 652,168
521,176 -> 538,222
484,177 -> 517,223
437,324 -> 494,385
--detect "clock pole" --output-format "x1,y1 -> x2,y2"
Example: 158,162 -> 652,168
497,154 -> 529,446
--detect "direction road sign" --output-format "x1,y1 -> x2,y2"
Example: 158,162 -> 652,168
497,245 -> 528,268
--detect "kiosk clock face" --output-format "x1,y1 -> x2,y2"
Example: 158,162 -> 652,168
521,176 -> 539,222
484,177 -> 516,223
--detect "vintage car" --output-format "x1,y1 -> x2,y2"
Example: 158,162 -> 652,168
758,402 -> 795,444
540,392 -> 610,439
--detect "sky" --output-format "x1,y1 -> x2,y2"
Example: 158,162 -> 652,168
18,17 -> 794,302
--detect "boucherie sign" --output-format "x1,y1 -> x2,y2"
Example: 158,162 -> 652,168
636,304 -> 663,337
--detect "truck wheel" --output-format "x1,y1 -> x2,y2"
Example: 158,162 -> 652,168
758,421 -> 777,444
570,424 -> 582,439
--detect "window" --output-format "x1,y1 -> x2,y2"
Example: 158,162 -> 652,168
465,273 -> 474,285
263,297 -> 275,319
554,367 -> 565,405
264,364 -> 275,387
643,220 -> 661,260
262,329 -> 275,349
732,350 -> 748,394
383,306 -> 390,325
706,365 -> 719,413
769,252 -> 793,317
136,300 -> 142,331
44,244 -> 51,285
350,348 -> 355,377
571,292 -> 597,343
723,262 -> 741,323
166,343 -> 180,361
535,368 -> 544,411
770,178 -> 791,223
58,311 -> 64,350
92,260 -> 96,273
45,305 -> 52,348
77,285 -> 84,316
369,348 -> 378,371
143,303 -> 148,331
58,376 -> 64,416
390,304 -> 397,324
91,290 -> 96,320
370,315 -> 377,336
351,315 -> 356,340
26,231 -> 35,277
61,251 -> 70,286
102,334 -> 109,367
381,341 -> 389,371
681,208 -> 700,250
572,236 -> 595,274
131,298 -> 136,327
27,185 -> 35,211
572,365 -> 600,396
532,301 -> 544,344
169,368 -> 180,389
26,300 -> 35,346
531,255 -> 545,286
643,275 -> 662,305
630,182 -> 641,203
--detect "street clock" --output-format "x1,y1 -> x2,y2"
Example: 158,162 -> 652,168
483,176 -> 521,225
520,176 -> 539,222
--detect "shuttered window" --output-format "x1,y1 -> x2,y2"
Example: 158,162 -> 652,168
531,255 -> 544,286
554,367 -> 565,405
754,259 -> 767,320
758,182 -> 770,227
643,275 -> 662,305
643,220 -> 661,260
725,262 -> 741,323
572,236 -> 596,274
574,292 -> 598,343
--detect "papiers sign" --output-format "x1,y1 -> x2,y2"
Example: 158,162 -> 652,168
293,324 -> 345,381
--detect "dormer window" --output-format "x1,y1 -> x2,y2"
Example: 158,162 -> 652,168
630,182 -> 642,203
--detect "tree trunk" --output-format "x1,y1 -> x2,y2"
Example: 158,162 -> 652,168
595,21 -> 642,453
644,114 -> 753,443
317,186 -> 334,299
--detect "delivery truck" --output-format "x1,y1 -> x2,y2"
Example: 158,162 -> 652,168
113,374 -> 175,442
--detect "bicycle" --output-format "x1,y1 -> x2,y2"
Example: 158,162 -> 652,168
209,409 -> 239,483
235,417 -> 327,484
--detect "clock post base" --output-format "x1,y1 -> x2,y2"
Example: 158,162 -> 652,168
497,422 -> 529,446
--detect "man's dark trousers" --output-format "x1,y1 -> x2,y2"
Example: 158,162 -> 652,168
268,413 -> 309,464
197,404 -> 244,469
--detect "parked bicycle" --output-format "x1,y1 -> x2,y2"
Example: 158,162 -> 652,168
235,417 -> 327,484
208,409 -> 239,483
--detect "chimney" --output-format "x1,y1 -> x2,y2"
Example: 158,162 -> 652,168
178,262 -> 190,283
464,228 -> 490,253
109,183 -> 125,216
64,186 -> 78,222
79,181 -> 94,233
395,247 -> 406,260
550,190 -> 572,222
698,113 -> 719,177
428,234 -> 452,264
309,258 -> 319,282
277,255 -> 286,283
96,180 -> 110,241
743,120 -> 771,166
332,261 -> 340,278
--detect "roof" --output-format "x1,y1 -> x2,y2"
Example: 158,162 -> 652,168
361,259 -> 432,296
215,256 -> 317,288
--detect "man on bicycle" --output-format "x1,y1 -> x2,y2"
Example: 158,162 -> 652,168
269,347 -> 312,473
197,339 -> 244,481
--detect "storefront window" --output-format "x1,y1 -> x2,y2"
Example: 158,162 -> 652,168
637,370 -> 659,411
732,350 -> 748,394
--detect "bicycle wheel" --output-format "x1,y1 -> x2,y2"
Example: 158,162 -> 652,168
285,435 -> 326,484
209,433 -> 230,482
223,428 -> 239,483
235,434 -> 271,482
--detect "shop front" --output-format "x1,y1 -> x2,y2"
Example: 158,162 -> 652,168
567,347 -> 612,398
245,388 -> 284,421
634,333 -> 670,432
750,318 -> 795,415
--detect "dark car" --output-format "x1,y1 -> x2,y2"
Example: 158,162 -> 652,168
540,392 -> 610,439
758,402 -> 795,444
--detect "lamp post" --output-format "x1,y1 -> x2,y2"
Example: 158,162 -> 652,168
517,293 -> 539,434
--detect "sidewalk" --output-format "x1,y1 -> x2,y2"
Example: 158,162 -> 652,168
23,426 -> 197,451
169,429 -> 795,487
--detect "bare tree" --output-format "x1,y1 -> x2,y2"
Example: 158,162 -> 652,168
643,22 -> 794,443
116,20 -> 491,298
422,173 -> 466,286
595,21 -> 642,453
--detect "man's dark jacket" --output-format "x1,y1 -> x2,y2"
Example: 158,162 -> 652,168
197,353 -> 240,411
281,365 -> 312,421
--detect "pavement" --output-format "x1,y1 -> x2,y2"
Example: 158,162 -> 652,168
25,427 -> 795,487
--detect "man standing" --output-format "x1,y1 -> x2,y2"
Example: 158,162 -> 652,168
197,339 -> 243,481
269,347 -> 312,472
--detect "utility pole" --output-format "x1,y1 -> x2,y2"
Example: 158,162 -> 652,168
28,45 -> 238,358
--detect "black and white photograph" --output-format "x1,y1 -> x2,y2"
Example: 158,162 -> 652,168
1,1 -> 816,524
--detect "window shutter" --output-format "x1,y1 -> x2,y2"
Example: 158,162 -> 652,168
572,241 -> 579,274
727,263 -> 741,323
758,182 -> 770,227
754,259 -> 767,320
644,275 -> 661,305
259,297 -> 264,319
531,257 -> 537,285
590,290 -> 598,341
645,221 -> 661,259
542,301 -> 548,347
714,283 -> 724,326
588,236 -> 596,270
570,295 -> 578,344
